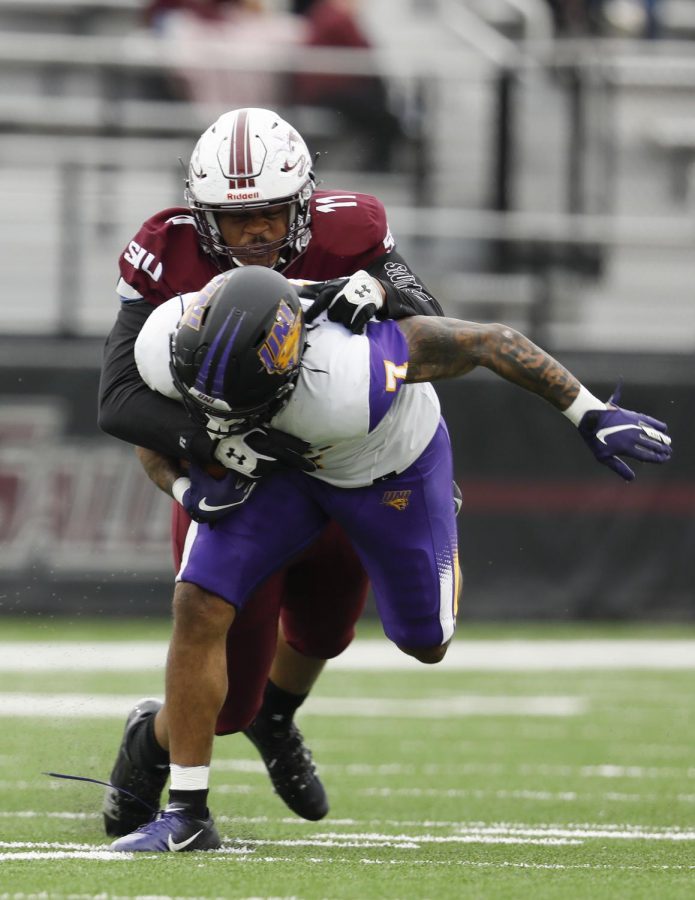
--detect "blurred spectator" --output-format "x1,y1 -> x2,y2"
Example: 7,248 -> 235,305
143,0 -> 305,109
546,0 -> 660,37
291,0 -> 407,171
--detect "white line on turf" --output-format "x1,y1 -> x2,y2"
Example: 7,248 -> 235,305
0,851 -> 129,860
2,639 -> 695,671
210,759 -> 695,779
4,857 -> 695,872
0,892 -> 237,900
0,895 -> 238,900
3,828 -> 695,862
4,779 -> 695,804
2,820 -> 694,857
4,812 -> 695,840
0,693 -> 585,718
361,786 -> 695,804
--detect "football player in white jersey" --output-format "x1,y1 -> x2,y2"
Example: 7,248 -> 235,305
109,265 -> 672,852
99,108 -> 446,837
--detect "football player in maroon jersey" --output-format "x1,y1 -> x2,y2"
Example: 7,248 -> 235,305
98,107 -> 443,837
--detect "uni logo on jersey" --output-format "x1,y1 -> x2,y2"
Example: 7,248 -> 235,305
381,490 -> 412,512
258,300 -> 303,374
180,274 -> 226,332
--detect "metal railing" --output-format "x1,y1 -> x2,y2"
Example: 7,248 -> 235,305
1,29 -> 694,348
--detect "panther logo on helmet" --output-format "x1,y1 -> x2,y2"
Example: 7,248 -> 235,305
179,273 -> 226,331
258,300 -> 303,375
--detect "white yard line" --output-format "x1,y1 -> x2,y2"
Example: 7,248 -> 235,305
2,857 -> 694,872
361,786 -> 695,804
1,639 -> 694,671
0,693 -> 585,718
211,759 -> 695,779
2,820 -> 695,842
2,816 -> 695,864
4,811 -> 695,838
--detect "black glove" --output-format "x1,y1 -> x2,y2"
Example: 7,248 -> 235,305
304,271 -> 385,334
214,426 -> 317,477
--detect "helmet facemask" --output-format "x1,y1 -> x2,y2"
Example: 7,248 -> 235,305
186,180 -> 314,272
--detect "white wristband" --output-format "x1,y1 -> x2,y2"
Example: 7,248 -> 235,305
562,385 -> 607,427
171,476 -> 191,506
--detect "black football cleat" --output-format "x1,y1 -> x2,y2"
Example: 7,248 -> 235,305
244,718 -> 328,821
103,698 -> 169,837
110,804 -> 221,852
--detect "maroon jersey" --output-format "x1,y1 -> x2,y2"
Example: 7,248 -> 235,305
104,187 -> 429,739
117,190 -> 393,306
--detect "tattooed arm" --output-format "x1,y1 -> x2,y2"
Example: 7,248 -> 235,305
398,317 -> 580,410
135,446 -> 185,498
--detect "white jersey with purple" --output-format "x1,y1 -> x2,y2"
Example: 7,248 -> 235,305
135,290 -> 442,488
134,291 -> 460,650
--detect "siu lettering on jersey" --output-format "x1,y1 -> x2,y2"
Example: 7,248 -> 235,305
117,192 -> 395,308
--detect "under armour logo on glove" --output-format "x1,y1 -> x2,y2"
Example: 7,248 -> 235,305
304,271 -> 385,334
222,447 -> 248,467
214,426 -> 317,478
577,384 -> 672,481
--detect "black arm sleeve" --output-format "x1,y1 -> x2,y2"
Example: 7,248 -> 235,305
98,300 -> 216,465
365,250 -> 444,319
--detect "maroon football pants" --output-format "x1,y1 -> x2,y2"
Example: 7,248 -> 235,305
171,504 -> 368,735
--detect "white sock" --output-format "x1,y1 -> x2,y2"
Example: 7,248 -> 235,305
169,764 -> 210,791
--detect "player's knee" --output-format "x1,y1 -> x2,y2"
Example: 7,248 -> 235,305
172,582 -> 236,642
397,639 -> 450,665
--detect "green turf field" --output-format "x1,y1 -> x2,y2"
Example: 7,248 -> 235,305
1,619 -> 694,899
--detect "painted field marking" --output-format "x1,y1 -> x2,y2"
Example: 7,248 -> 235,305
0,809 -> 695,840
0,693 -> 585,718
2,639 -> 695,671
2,816 -> 695,862
3,855 -> 690,871
211,760 -> 695,779
3,778 -> 695,805
0,812 -> 695,852
361,786 -> 695,804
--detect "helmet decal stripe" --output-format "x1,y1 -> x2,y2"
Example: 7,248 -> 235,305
229,108 -> 255,190
195,309 -> 246,399
242,110 -> 251,187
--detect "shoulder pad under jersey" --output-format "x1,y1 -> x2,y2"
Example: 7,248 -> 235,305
117,207 -> 218,307
309,190 -> 394,260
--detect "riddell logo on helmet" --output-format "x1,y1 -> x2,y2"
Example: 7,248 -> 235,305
227,190 -> 261,201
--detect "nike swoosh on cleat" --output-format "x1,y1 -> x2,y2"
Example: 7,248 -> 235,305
596,424 -> 640,445
198,498 -> 241,512
167,829 -> 203,851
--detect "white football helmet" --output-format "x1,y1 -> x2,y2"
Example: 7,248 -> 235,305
186,107 -> 315,272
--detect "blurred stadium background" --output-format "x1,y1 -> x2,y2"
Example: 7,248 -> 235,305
0,0 -> 693,622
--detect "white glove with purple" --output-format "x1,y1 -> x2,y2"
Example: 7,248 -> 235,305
304,270 -> 385,334
564,383 -> 672,482
172,464 -> 256,523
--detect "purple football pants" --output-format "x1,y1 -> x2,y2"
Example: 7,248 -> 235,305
179,421 -> 460,649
